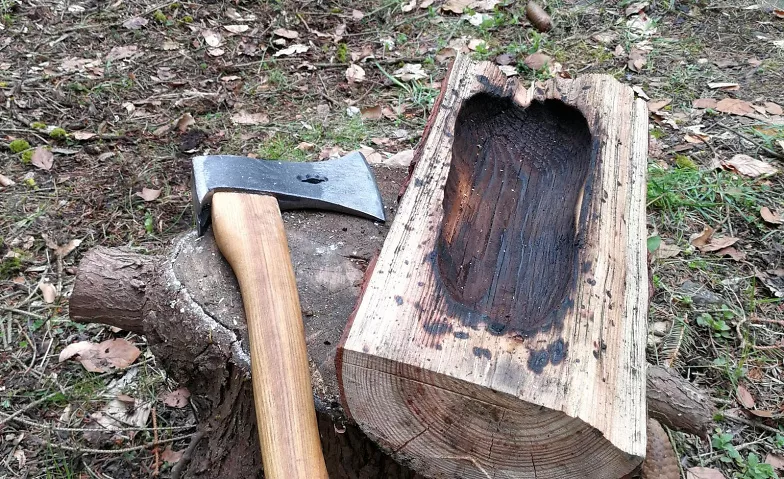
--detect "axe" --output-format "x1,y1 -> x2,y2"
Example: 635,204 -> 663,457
191,152 -> 384,478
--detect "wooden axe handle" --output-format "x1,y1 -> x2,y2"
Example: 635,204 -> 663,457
211,192 -> 328,479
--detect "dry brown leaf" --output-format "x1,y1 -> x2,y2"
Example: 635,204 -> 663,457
55,238 -> 82,258
401,0 -> 417,12
700,236 -> 739,252
624,1 -> 648,16
384,149 -> 416,168
136,187 -> 161,202
318,146 -> 345,160
224,24 -> 249,34
693,98 -> 718,109
708,82 -> 740,91
201,29 -> 223,47
652,242 -> 681,260
687,467 -> 727,479
715,98 -> 754,116
352,9 -> 364,19
39,281 -> 57,303
273,28 -> 299,39
273,43 -> 309,57
761,207 -> 783,225
162,40 -> 180,51
207,48 -> 225,57
627,48 -> 647,72
647,98 -> 671,112
684,133 -> 710,144
737,384 -> 756,408
467,38 -> 486,51
765,102 -> 783,115
122,17 -> 148,30
524,53 -> 552,70
748,409 -> 775,418
106,45 -> 138,62
31,147 -> 54,170
393,63 -> 427,81
361,105 -> 383,120
176,113 -> 195,133
526,1 -> 552,32
73,131 -> 96,140
716,246 -> 746,261
632,85 -> 650,100
0,173 -> 15,187
116,394 -> 135,403
231,111 -> 270,125
358,146 -> 383,164
161,446 -> 184,464
162,387 -> 191,408
296,142 -> 315,151
13,450 -> 25,468
435,47 -> 457,64
59,338 -> 141,373
345,64 -> 365,83
419,0 -> 434,8
765,454 -> 784,470
442,0 -> 471,14
722,154 -> 778,177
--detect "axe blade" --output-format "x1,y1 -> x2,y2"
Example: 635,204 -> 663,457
192,152 -> 385,235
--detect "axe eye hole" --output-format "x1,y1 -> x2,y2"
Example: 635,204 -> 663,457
297,174 -> 328,184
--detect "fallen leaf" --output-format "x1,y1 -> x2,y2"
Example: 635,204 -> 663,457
161,446 -> 184,464
201,29 -> 223,47
498,65 -> 518,77
73,131 -> 96,140
701,236 -> 739,252
761,207 -> 783,225
592,32 -> 618,45
613,45 -> 625,57
346,106 -> 360,117
273,28 -> 299,39
231,111 -> 270,125
162,40 -> 180,51
765,454 -> 784,470
0,173 -> 15,187
773,9 -> 784,19
176,113 -> 195,133
13,449 -> 25,468
122,16 -> 148,30
708,82 -> 739,91
59,338 -> 141,373
136,187 -> 161,202
717,246 -> 746,261
224,24 -> 249,34
722,154 -> 778,177
748,409 -> 776,418
384,149 -> 416,168
361,105 -> 382,120
162,387 -> 191,408
116,394 -> 135,403
684,133 -> 710,144
627,48 -> 647,72
689,225 -> 739,252
647,98 -> 671,112
225,7 -> 256,22
715,98 -> 754,116
632,85 -> 650,100
318,146 -> 345,160
470,0 -> 501,10
393,63 -> 427,81
31,147 -> 54,170
295,142 -> 315,151
625,1 -> 648,16
273,44 -> 309,57
467,38 -> 486,51
402,0 -> 417,12
652,242 -> 681,260
435,47 -> 457,64
352,9 -> 364,20
495,53 -> 514,66
765,102 -> 783,115
442,0 -> 472,14
693,98 -> 718,109
524,53 -> 552,70
106,45 -> 139,62
39,281 -> 57,303
207,48 -> 225,57
687,467 -> 727,479
55,239 -> 82,258
345,64 -> 365,83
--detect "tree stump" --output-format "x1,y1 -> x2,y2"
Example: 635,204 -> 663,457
339,56 -> 650,478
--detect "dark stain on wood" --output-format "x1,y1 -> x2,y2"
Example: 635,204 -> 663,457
453,331 -> 470,339
472,347 -> 492,360
527,338 -> 568,374
436,94 -> 594,336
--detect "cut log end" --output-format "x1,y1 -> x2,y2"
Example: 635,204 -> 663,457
341,351 -> 641,478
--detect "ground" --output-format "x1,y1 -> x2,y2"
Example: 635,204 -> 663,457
0,0 -> 783,477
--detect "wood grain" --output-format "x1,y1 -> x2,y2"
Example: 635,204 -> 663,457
338,55 -> 649,478
211,192 -> 328,479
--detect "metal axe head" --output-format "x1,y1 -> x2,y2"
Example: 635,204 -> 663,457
192,152 -> 385,235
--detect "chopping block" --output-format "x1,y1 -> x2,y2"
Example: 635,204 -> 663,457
337,55 -> 650,478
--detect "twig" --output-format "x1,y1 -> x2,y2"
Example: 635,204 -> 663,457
0,410 -> 195,432
724,412 -> 783,435
36,433 -> 195,454
715,122 -> 784,160
0,307 -> 47,320
170,430 -> 205,479
152,407 -> 160,476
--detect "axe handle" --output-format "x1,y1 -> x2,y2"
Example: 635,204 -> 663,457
211,191 -> 329,479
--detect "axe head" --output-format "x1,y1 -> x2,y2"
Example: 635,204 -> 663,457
192,152 -> 385,236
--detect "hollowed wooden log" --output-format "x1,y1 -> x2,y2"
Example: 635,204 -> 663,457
338,56 -> 650,478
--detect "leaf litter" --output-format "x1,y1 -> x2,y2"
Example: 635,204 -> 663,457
59,338 -> 142,373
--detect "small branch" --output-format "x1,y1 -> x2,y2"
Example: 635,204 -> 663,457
170,430 -> 206,479
715,122 -> 784,160
35,433 -> 196,454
